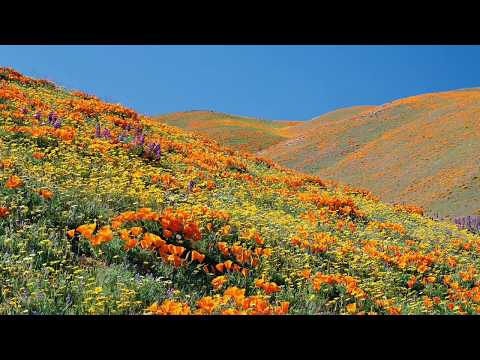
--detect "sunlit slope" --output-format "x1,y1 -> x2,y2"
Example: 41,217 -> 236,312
156,111 -> 302,152
260,90 -> 480,218
2,67 -> 480,315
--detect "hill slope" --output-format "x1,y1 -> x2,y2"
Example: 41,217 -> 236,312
2,67 -> 480,315
259,90 -> 480,218
156,111 -> 301,153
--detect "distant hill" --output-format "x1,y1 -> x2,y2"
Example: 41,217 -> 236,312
259,89 -> 480,218
155,111 -> 301,153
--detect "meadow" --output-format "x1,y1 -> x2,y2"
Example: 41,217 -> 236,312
1,67 -> 480,315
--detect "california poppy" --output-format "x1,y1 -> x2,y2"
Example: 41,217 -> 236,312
39,189 -> 54,200
191,250 -> 205,263
76,223 -> 96,240
0,207 -> 10,218
211,275 -> 227,290
6,175 -> 23,189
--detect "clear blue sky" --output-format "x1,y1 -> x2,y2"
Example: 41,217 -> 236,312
2,45 -> 480,121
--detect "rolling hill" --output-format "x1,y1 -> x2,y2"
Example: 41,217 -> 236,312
155,111 -> 302,153
259,89 -> 480,218
2,67 -> 480,315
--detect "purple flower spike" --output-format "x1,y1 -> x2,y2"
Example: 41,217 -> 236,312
102,128 -> 111,139
48,112 -> 57,124
34,112 -> 41,120
53,119 -> 62,129
22,108 -> 28,115
136,134 -> 145,146
95,123 -> 101,137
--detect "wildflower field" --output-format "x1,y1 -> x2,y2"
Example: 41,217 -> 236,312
2,67 -> 480,315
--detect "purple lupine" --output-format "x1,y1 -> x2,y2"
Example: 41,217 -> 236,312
95,123 -> 101,137
454,215 -> 480,234
188,180 -> 196,192
102,128 -> 111,139
135,127 -> 143,136
34,112 -> 41,120
126,124 -> 131,131
166,288 -> 175,299
48,111 -> 57,124
21,107 -> 28,115
135,133 -> 145,146
53,119 -> 62,129
147,142 -> 161,160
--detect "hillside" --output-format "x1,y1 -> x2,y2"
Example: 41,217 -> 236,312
156,111 -> 301,153
2,67 -> 480,315
259,90 -> 480,218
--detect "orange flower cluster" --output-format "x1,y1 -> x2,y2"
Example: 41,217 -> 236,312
207,260 -> 249,277
112,207 -> 201,242
119,226 -> 206,268
368,221 -> 406,235
298,192 -> 363,218
374,299 -> 402,315
216,241 -> 268,267
254,278 -> 282,294
5,175 -> 23,189
7,125 -> 76,142
75,223 -> 113,246
311,272 -> 367,300
145,300 -> 192,315
198,290 -> 288,315
291,232 -> 337,254
150,174 -> 177,188
362,240 -> 439,273
146,285 -> 289,316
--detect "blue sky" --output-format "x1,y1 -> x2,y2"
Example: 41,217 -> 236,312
2,45 -> 480,121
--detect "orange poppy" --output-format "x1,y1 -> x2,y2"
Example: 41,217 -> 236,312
254,233 -> 264,245
215,263 -> 225,272
407,276 -> 416,288
66,229 -> 75,238
191,250 -> 205,263
39,189 -> 54,200
0,207 -> 10,218
33,152 -> 45,160
6,175 -> 23,189
76,223 -> 96,240
224,260 -> 233,271
211,275 -> 228,290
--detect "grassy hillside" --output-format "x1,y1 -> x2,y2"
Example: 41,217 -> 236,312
2,67 -> 480,315
260,91 -> 480,218
156,111 -> 301,153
